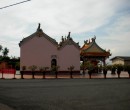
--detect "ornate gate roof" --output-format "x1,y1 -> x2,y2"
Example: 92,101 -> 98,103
80,37 -> 111,58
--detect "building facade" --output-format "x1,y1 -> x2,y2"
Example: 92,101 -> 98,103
111,56 -> 130,65
19,24 -> 80,73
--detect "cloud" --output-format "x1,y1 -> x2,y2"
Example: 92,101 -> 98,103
96,13 -> 130,58
0,0 -> 130,57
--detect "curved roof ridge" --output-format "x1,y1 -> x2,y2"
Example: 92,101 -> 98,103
81,37 -> 107,53
19,32 -> 37,47
58,32 -> 80,50
87,40 -> 106,53
19,24 -> 58,47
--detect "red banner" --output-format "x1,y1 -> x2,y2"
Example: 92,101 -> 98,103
0,69 -> 16,74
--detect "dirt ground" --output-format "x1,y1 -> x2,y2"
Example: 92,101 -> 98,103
0,79 -> 130,110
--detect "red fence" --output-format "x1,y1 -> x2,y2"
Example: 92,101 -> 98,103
0,69 -> 16,74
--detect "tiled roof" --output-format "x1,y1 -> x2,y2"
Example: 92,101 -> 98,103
80,37 -> 111,57
58,32 -> 80,50
19,24 -> 58,47
111,56 -> 130,61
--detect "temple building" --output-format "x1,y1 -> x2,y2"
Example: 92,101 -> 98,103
19,23 -> 111,74
80,37 -> 111,68
19,24 -> 80,73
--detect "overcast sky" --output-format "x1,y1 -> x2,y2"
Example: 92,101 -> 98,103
0,0 -> 130,60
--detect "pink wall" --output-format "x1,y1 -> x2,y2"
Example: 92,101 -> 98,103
58,45 -> 80,71
20,35 -> 58,70
20,35 -> 80,71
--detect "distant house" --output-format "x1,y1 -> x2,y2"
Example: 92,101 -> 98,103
19,24 -> 80,73
111,56 -> 130,65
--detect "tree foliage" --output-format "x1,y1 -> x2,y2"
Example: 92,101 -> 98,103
28,65 -> 37,71
2,47 -> 9,57
0,45 -> 20,70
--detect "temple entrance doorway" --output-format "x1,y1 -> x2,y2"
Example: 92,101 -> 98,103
51,59 -> 57,67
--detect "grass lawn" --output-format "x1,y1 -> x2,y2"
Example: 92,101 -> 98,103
0,79 -> 130,110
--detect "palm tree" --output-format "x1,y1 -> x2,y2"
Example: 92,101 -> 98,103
28,65 -> 37,79
39,67 -> 49,79
68,65 -> 74,79
2,47 -> 9,57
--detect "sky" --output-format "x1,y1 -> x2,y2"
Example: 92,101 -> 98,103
0,0 -> 130,60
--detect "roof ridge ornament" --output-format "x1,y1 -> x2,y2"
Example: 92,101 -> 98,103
37,23 -> 41,31
91,35 -> 96,42
89,39 -> 91,43
84,40 -> 88,44
94,35 -> 96,39
67,32 -> 71,39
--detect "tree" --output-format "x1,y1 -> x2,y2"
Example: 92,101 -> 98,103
124,65 -> 130,78
102,66 -> 108,79
111,65 -> 116,74
116,64 -> 124,78
28,65 -> 37,79
51,66 -> 60,78
68,65 -> 74,79
0,45 -> 3,52
8,57 -> 20,69
2,47 -> 9,57
39,67 -> 49,79
55,66 -> 60,78
21,66 -> 27,79
85,61 -> 94,79
80,61 -> 88,76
